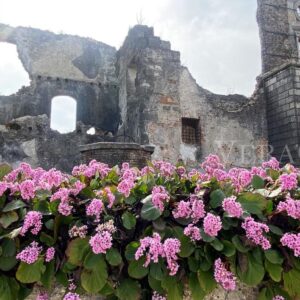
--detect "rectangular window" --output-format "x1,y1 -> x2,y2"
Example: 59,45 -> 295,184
181,118 -> 200,145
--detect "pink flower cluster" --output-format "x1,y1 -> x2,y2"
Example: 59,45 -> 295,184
214,258 -> 236,291
19,179 -> 35,200
38,168 -> 66,190
16,241 -> 42,264
50,188 -> 73,216
152,292 -> 166,300
69,225 -> 88,238
97,187 -> 115,208
72,160 -> 110,179
153,161 -> 175,177
117,164 -> 138,198
203,213 -> 222,237
86,198 -> 103,222
184,224 -> 201,242
273,296 -> 285,300
45,247 -> 55,262
280,233 -> 300,257
242,217 -> 271,250
20,211 -> 43,236
0,182 -> 8,196
152,186 -> 170,212
262,157 -> 280,170
89,230 -> 112,254
277,196 -> 300,219
135,233 -> 181,276
222,196 -> 243,218
228,168 -> 253,192
63,292 -> 81,300
89,220 -> 116,254
173,195 -> 206,223
279,173 -> 298,191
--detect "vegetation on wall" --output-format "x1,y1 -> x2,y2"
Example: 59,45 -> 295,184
0,155 -> 299,299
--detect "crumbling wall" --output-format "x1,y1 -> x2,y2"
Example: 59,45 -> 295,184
117,26 -> 268,168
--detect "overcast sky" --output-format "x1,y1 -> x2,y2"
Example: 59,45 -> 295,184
0,0 -> 261,131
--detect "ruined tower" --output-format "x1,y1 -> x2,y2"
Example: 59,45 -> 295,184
258,0 -> 300,164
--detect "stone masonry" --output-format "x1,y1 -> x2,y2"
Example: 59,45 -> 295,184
0,0 -> 299,171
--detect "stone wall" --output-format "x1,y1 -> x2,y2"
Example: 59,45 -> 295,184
80,142 -> 154,168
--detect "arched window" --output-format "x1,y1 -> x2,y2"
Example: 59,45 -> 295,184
50,96 -> 77,133
0,43 -> 30,95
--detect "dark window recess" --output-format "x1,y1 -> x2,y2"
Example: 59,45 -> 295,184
181,118 -> 200,145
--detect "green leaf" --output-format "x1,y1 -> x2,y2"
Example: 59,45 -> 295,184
0,256 -> 17,271
148,275 -> 164,294
221,240 -> 236,257
141,199 -> 162,221
283,269 -> 300,297
16,259 -> 45,283
237,251 -> 265,286
189,273 -> 206,300
106,248 -> 122,266
198,269 -> 216,293
161,276 -> 183,300
264,249 -> 284,265
209,189 -> 225,208
268,225 -> 283,236
150,261 -> 165,280
33,200 -> 51,214
122,212 -> 136,230
125,241 -> 139,261
2,200 -> 26,212
232,235 -> 250,253
1,238 -> 16,257
128,258 -> 149,279
265,260 -> 282,282
0,164 -> 12,180
125,196 -> 137,205
40,261 -> 55,289
115,279 -> 141,300
237,192 -> 267,215
39,232 -> 55,246
66,237 -> 89,266
188,256 -> 200,272
0,212 -> 18,228
210,238 -> 224,251
81,253 -> 107,293
252,175 -> 265,189
0,275 -> 19,300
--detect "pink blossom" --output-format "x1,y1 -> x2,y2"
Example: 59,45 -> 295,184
214,258 -> 236,291
38,168 -> 65,190
191,196 -> 206,222
229,168 -> 253,192
86,198 -> 103,222
153,161 -> 175,177
135,233 -> 164,266
152,186 -> 170,212
222,196 -> 243,218
163,238 -> 181,276
262,157 -> 280,170
140,166 -> 154,176
279,173 -> 298,191
63,293 -> 81,300
36,291 -> 49,300
58,200 -> 73,216
96,220 -> 116,234
0,182 -> 8,196
242,217 -> 271,250
277,196 -> 300,219
70,180 -> 85,196
16,241 -> 42,264
98,187 -> 116,208
250,166 -> 267,179
89,231 -> 112,254
203,213 -> 222,237
280,233 -> 300,257
117,179 -> 135,198
69,225 -> 88,238
45,247 -> 55,262
172,200 -> 191,219
152,292 -> 166,300
201,154 -> 224,175
20,211 -> 43,236
273,296 -> 285,300
184,224 -> 201,242
19,180 -> 35,200
50,188 -> 70,202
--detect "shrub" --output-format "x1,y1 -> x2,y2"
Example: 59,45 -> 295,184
0,155 -> 299,299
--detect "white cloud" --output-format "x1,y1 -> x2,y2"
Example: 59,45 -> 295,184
0,0 -> 260,97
